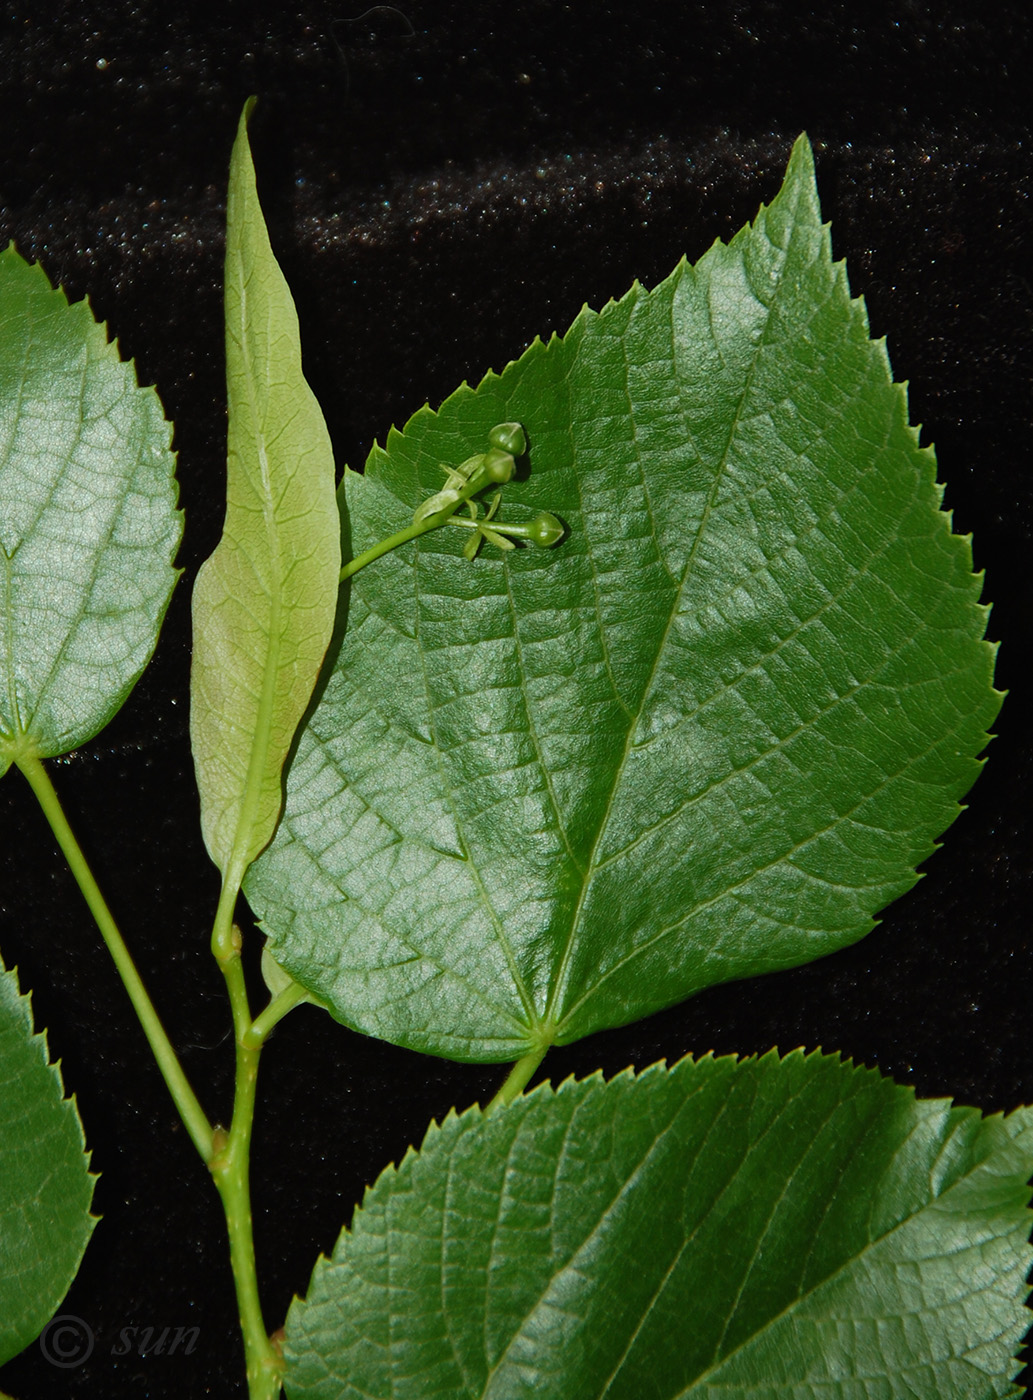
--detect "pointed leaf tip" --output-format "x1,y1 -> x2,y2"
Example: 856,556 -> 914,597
787,130 -> 816,176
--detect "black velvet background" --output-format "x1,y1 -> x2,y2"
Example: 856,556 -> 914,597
1,3 -> 1030,1396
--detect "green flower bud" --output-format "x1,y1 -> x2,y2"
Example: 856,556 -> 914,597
487,421 -> 527,457
526,511 -> 565,548
478,447 -> 516,484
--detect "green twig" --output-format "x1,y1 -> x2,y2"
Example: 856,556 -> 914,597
14,750 -> 214,1162
210,902 -> 283,1399
209,1007 -> 282,1396
16,748 -> 281,1396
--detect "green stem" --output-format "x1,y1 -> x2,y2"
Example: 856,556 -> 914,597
211,916 -> 283,1399
211,850 -> 246,962
339,454 -> 511,582
340,515 -> 441,582
245,981 -> 309,1049
210,1019 -> 283,1396
445,514 -> 534,539
486,1045 -> 549,1114
15,750 -> 280,1395
14,750 -> 214,1162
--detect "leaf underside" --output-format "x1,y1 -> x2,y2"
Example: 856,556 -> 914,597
284,1051 -> 1033,1400
0,245 -> 181,775
245,135 -> 1001,1062
0,955 -> 96,1367
190,102 -> 341,886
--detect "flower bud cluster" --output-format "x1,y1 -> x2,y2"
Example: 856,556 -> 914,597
410,423 -> 566,560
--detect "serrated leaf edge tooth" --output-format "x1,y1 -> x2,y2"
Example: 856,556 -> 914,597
292,1051 -> 1033,1331
0,244 -> 184,603
1,961 -> 99,1204
2,244 -> 179,424
361,140 -> 830,457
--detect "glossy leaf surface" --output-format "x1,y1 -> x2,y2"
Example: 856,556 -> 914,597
285,1052 -> 1033,1400
246,137 -> 1000,1061
0,956 -> 95,1366
0,246 -> 181,777
190,103 -> 340,886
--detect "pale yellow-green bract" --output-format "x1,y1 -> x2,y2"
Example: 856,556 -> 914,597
190,100 -> 341,889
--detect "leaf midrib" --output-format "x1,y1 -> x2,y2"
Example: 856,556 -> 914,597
586,516 -> 914,879
589,1076 -> 868,1398
222,232 -> 287,891
669,1144 -> 1001,1399
411,546 -> 539,1029
556,621 -> 979,1035
474,1072 -> 736,1398
0,296 -> 37,559
478,1102 -> 1001,1400
475,1063 -> 842,1399
0,545 -> 18,741
0,320 -> 152,751
547,228 -> 792,1034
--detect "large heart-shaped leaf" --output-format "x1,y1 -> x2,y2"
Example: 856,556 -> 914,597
0,954 -> 96,1367
0,245 -> 181,777
284,1052 -> 1033,1400
245,136 -> 1001,1062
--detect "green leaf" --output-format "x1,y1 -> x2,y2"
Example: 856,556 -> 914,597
0,245 -> 181,778
0,953 -> 96,1367
190,101 -> 341,887
245,135 -> 1001,1061
284,1053 -> 1033,1400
